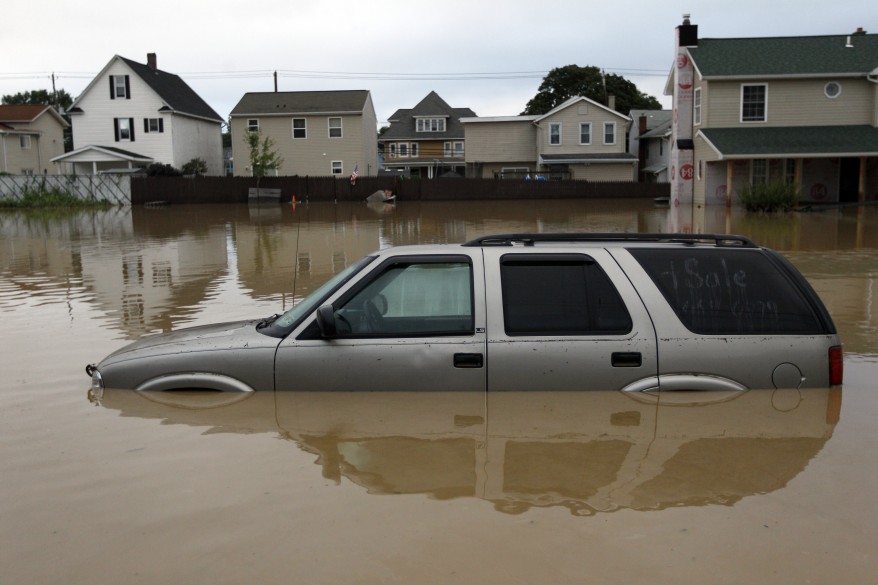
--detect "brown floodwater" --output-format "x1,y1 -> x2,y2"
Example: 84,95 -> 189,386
2,199 -> 877,584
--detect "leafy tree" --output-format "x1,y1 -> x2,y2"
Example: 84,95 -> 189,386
522,65 -> 662,116
182,157 -> 208,176
3,88 -> 75,151
245,130 -> 283,182
2,88 -> 73,111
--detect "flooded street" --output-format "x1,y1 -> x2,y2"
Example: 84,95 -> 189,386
2,199 -> 878,584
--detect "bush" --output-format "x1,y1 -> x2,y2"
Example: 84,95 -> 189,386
740,180 -> 799,212
0,187 -> 112,209
146,162 -> 182,177
181,157 -> 208,176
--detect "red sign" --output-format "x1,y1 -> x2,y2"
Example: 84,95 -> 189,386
680,164 -> 694,181
677,54 -> 689,68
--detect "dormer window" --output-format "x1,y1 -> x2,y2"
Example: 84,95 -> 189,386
416,118 -> 446,132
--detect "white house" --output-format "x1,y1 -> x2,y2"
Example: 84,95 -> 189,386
53,53 -> 224,175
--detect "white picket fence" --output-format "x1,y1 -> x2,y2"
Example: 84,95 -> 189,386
0,174 -> 132,205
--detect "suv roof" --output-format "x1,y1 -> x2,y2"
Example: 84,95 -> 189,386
463,233 -> 757,248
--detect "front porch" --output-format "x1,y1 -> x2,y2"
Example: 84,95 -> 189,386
698,125 -> 878,206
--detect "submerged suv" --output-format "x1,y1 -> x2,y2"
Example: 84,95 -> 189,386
87,233 -> 843,394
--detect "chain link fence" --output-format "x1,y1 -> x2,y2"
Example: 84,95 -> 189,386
0,174 -> 131,205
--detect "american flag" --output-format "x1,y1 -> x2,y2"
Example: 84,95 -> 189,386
350,163 -> 359,185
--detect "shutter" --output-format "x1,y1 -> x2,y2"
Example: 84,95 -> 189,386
129,118 -> 135,142
124,76 -> 130,100
144,119 -> 149,133
110,76 -> 115,100
159,119 -> 164,133
114,118 -> 120,142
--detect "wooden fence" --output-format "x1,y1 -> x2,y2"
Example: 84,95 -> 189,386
131,175 -> 669,205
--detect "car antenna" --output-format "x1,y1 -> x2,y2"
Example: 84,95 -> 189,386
289,193 -> 303,311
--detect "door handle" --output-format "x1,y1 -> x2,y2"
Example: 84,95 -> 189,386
454,353 -> 483,368
612,352 -> 642,367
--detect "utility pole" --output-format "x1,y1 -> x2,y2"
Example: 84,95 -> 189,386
274,71 -> 278,92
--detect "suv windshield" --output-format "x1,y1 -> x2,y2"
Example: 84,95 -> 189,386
260,255 -> 376,338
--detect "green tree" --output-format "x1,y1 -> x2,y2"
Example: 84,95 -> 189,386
522,65 -> 662,116
3,88 -> 75,151
245,130 -> 283,185
182,157 -> 208,176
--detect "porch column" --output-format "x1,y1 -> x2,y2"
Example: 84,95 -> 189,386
859,156 -> 867,202
796,159 -> 803,194
92,161 -> 97,175
726,160 -> 734,209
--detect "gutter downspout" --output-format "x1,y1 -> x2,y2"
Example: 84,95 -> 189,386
1,133 -> 7,173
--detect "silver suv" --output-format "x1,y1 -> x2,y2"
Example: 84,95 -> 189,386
87,233 -> 843,394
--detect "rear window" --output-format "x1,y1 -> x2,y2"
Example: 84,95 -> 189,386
630,248 -> 823,334
500,254 -> 632,336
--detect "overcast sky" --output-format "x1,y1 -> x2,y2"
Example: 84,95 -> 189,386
2,0 -> 874,126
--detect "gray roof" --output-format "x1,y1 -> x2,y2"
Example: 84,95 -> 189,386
630,109 -> 672,131
231,90 -> 371,116
381,91 -> 475,141
688,33 -> 878,78
118,57 -> 222,122
699,125 -> 878,158
640,119 -> 672,139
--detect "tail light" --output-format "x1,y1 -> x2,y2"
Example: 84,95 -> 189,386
829,345 -> 843,386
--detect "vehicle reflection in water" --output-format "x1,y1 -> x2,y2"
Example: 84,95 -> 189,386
94,387 -> 841,516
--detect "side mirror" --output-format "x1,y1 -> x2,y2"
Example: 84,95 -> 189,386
315,305 -> 337,337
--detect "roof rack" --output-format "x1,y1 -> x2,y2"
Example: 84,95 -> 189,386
462,233 -> 757,248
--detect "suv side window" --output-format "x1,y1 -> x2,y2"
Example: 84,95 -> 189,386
335,258 -> 473,337
500,254 -> 632,336
630,248 -> 824,334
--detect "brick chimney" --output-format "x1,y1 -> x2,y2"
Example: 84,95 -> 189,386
147,53 -> 157,70
639,114 -> 648,133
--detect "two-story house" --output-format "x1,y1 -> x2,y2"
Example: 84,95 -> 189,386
229,90 -> 377,178
628,109 -> 672,183
669,17 -> 878,206
52,53 -> 224,175
0,104 -> 68,175
461,96 -> 636,180
379,91 -> 474,178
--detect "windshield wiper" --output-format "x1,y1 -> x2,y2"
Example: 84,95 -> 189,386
256,314 -> 281,329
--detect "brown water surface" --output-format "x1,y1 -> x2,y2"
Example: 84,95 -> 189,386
2,200 -> 878,584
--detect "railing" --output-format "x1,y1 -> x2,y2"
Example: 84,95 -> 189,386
0,174 -> 131,205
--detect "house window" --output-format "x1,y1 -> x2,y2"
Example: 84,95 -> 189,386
144,118 -> 164,133
410,143 -> 419,157
741,84 -> 767,122
444,142 -> 452,157
752,159 -> 768,184
694,88 -> 702,125
331,161 -> 343,175
292,118 -> 306,139
416,118 -> 446,132
454,142 -> 464,157
110,75 -> 129,99
603,122 -> 616,145
579,123 -> 591,145
115,118 -> 134,142
549,123 -> 561,145
247,119 -> 259,132
19,135 -> 32,149
21,168 -> 34,176
328,117 -> 342,138
399,143 -> 409,157
389,143 -> 397,158
824,82 -> 842,99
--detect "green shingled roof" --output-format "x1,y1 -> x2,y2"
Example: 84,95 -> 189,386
689,34 -> 878,77
699,125 -> 878,157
